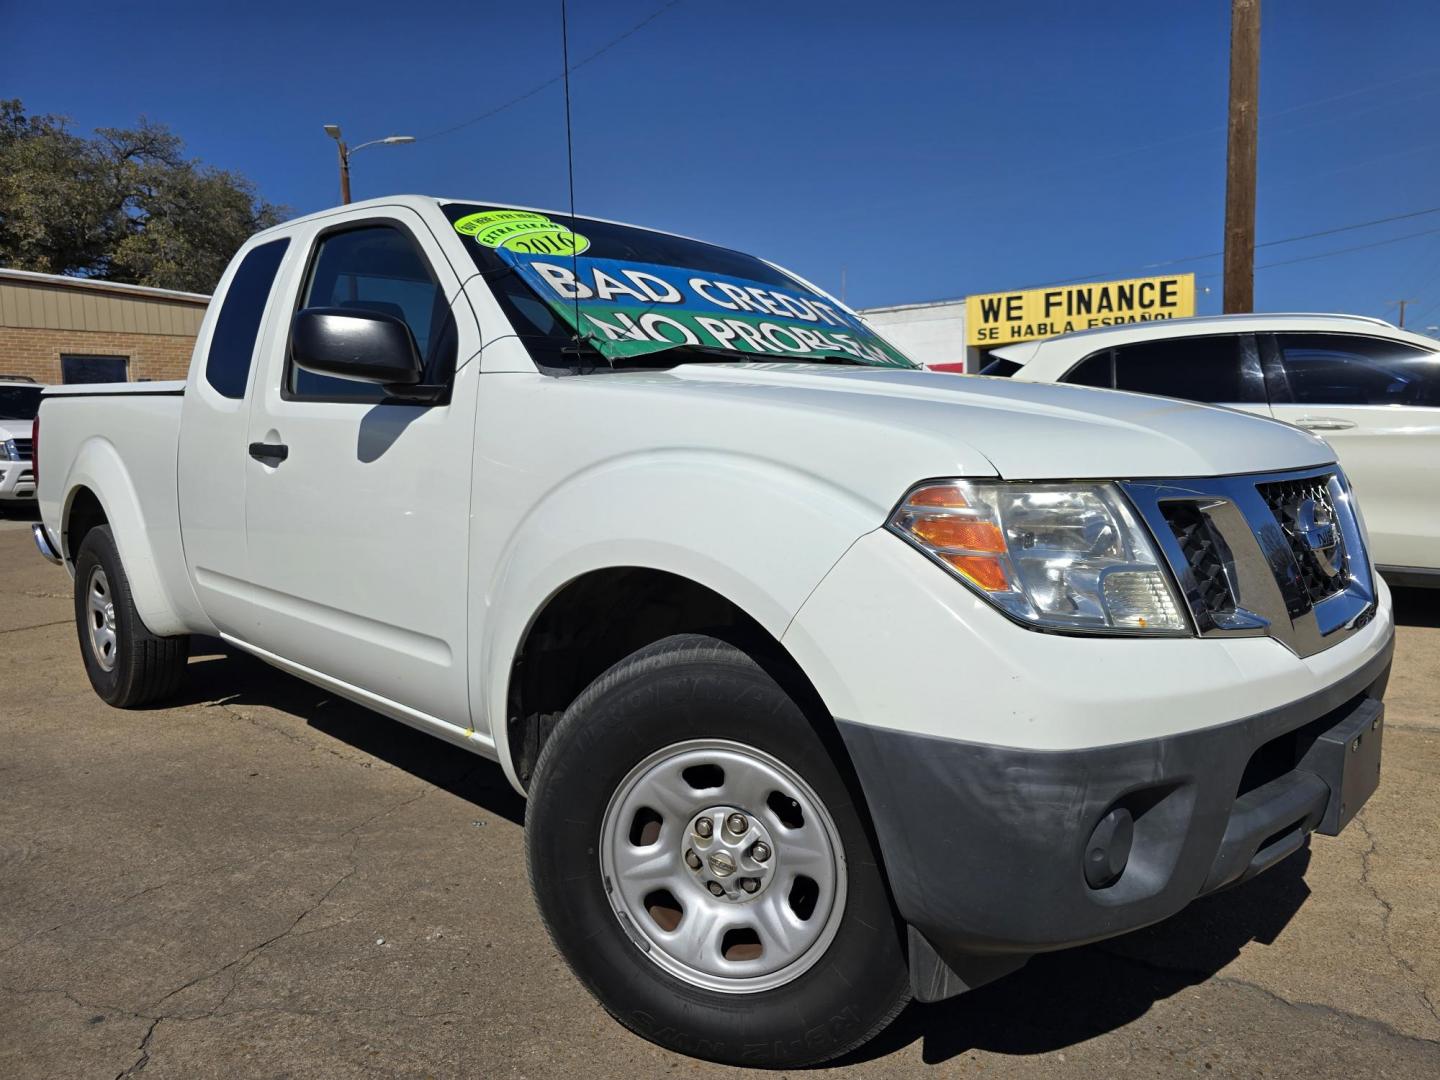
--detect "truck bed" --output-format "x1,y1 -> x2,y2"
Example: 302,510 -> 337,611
37,380 -> 198,636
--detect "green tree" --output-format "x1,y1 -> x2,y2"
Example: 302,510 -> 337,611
0,100 -> 285,293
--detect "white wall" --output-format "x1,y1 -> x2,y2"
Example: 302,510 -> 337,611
857,299 -> 978,371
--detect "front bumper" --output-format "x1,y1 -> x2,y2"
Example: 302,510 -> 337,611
837,633 -> 1392,1000
0,458 -> 35,500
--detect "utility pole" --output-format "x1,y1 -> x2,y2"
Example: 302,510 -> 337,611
1222,0 -> 1261,314
1390,298 -> 1416,328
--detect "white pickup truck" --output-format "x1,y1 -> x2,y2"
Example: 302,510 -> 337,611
33,196 -> 1393,1067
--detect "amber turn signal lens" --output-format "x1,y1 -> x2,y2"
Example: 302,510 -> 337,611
908,515 -> 1005,552
906,484 -> 969,508
941,553 -> 1010,591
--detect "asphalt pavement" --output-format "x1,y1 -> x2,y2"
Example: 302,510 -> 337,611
2,511 -> 1437,1078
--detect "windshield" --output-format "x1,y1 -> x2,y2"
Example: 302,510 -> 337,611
0,386 -> 42,420
441,203 -> 917,372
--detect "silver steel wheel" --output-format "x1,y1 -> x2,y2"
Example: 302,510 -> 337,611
85,566 -> 118,672
599,738 -> 846,994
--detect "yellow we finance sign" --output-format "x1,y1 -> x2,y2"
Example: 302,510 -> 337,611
966,273 -> 1195,346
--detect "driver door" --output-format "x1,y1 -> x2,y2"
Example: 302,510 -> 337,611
241,207 -> 480,729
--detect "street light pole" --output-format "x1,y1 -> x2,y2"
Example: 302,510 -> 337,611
323,125 -> 414,205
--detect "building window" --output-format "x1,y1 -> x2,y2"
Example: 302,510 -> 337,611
61,355 -> 130,384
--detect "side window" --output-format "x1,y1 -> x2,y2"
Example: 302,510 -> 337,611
1274,334 -> 1440,407
1110,335 -> 1263,403
1062,350 -> 1114,388
207,238 -> 289,399
289,224 -> 454,400
979,357 -> 1022,377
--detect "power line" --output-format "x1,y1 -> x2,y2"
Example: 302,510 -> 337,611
1195,224 -> 1440,279
415,0 -> 684,143
1024,205 -> 1440,290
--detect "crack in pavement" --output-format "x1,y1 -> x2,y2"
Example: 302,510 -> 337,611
1355,812 -> 1440,1031
137,779 -> 450,1027
0,855 -> 263,959
0,778 -> 455,1076
0,618 -> 70,635
115,1017 -> 160,1079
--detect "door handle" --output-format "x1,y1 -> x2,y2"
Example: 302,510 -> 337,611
1294,417 -> 1356,431
248,441 -> 289,464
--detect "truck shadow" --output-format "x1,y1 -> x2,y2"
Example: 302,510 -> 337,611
171,640 -> 1315,1064
836,848 -> 1312,1066
170,639 -> 526,825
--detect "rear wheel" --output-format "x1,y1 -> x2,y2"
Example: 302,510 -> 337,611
73,525 -> 188,707
525,634 -> 910,1067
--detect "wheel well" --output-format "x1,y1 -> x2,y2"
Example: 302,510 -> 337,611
65,487 -> 108,563
506,568 -> 835,790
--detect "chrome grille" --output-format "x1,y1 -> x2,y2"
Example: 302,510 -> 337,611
11,438 -> 33,459
1161,502 -> 1235,615
1121,467 -> 1376,659
1257,476 -> 1349,605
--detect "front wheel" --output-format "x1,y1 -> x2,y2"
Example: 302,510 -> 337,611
73,525 -> 189,708
525,634 -> 910,1068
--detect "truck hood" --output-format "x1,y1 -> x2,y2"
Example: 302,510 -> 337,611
641,363 -> 1334,480
0,418 -> 32,441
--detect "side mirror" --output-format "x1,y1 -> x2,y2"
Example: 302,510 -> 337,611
291,307 -> 424,387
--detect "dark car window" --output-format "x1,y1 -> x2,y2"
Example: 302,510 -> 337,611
1104,334 -> 1263,403
289,224 -> 454,401
207,238 -> 289,399
0,385 -> 43,420
1062,350 -> 1115,388
1273,333 -> 1440,407
979,357 -> 1021,377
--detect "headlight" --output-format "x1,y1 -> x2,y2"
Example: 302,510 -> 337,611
1,439 -> 18,462
888,480 -> 1189,635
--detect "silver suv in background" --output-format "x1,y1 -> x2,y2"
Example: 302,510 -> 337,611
984,314 -> 1440,586
0,378 -> 41,506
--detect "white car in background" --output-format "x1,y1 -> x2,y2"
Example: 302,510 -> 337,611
0,377 -> 41,506
984,314 -> 1440,586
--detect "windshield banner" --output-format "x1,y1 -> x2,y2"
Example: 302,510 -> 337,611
453,210 -> 911,366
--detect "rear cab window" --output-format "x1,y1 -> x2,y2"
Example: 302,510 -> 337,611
207,238 -> 290,399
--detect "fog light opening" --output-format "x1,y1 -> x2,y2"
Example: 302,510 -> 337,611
1084,807 -> 1135,890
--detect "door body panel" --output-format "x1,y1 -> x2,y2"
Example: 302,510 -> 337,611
241,206 -> 482,726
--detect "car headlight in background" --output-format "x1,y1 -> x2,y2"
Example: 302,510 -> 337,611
1,439 -> 19,462
889,480 -> 1189,635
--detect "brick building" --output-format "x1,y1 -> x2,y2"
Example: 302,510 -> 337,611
0,268 -> 209,385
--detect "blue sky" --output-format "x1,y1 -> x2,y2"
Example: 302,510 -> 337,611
5,1 -> 1440,325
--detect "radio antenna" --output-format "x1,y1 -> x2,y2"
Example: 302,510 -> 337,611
560,0 -> 597,367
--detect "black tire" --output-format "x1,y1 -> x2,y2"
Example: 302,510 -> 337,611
525,633 -> 910,1068
73,524 -> 189,708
